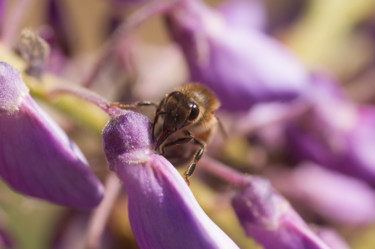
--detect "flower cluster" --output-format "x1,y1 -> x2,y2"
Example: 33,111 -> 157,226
0,0 -> 374,248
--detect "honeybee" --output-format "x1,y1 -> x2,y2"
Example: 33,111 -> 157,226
112,83 -> 221,184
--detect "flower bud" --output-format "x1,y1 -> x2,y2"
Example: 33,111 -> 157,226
232,176 -> 330,249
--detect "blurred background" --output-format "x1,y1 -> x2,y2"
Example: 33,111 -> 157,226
2,0 -> 375,248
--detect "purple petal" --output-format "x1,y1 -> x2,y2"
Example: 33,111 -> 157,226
314,227 -> 350,249
286,73 -> 375,186
166,0 -> 309,111
232,177 -> 330,249
46,0 -> 71,56
0,62 -> 104,209
216,0 -> 267,31
103,111 -> 240,249
267,163 -> 375,225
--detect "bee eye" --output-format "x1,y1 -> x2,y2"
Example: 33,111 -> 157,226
188,101 -> 199,121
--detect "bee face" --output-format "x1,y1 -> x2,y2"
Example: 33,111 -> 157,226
162,91 -> 200,132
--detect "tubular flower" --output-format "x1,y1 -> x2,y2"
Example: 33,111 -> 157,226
286,73 -> 375,187
166,0 -> 308,111
232,176 -> 331,249
0,62 -> 104,210
267,163 -> 375,225
103,111 -> 240,249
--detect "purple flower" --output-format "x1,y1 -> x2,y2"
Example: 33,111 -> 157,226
232,176 -> 331,249
216,0 -> 267,31
166,0 -> 309,111
46,0 -> 71,56
286,73 -> 375,187
0,62 -> 104,210
267,163 -> 375,225
314,227 -> 350,249
103,111 -> 240,249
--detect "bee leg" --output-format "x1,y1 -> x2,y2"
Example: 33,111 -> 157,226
111,101 -> 158,109
159,136 -> 193,155
184,139 -> 205,186
152,110 -> 167,142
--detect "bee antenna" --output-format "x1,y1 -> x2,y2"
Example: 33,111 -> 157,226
215,115 -> 228,139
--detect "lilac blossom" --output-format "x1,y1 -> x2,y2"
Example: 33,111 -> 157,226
231,176 -> 331,249
102,111 -> 240,249
0,62 -> 104,209
166,0 -> 309,111
266,163 -> 375,225
286,73 -> 375,187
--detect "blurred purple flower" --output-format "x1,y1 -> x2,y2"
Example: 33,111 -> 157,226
46,0 -> 71,56
0,225 -> 14,249
103,111 -> 240,249
267,163 -> 375,225
0,62 -> 104,210
314,227 -> 351,249
286,73 -> 375,187
166,0 -> 309,111
38,26 -> 68,75
232,176 -> 331,249
216,0 -> 267,31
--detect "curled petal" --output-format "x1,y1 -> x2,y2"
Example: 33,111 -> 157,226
0,62 -> 104,209
232,176 -> 330,249
103,112 -> 239,249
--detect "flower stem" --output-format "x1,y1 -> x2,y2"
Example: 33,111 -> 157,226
47,84 -> 122,117
86,173 -> 122,249
199,157 -> 250,188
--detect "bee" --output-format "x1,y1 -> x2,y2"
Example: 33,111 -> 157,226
112,83 -> 221,184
